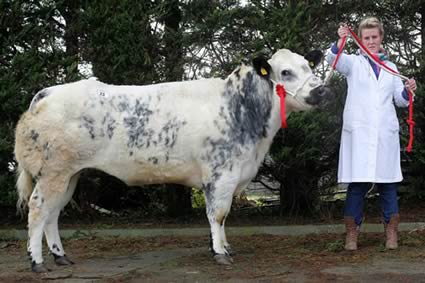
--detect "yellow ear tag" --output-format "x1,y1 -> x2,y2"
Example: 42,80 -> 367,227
309,61 -> 315,67
260,68 -> 268,76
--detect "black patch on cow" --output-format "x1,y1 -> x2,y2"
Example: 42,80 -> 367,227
81,115 -> 96,139
117,99 -> 131,112
43,142 -> 50,160
30,89 -> 49,110
123,99 -> 155,151
202,68 -> 273,182
30,130 -> 39,142
235,71 -> 272,140
209,233 -> 216,255
102,112 -> 116,139
204,178 -> 233,232
85,91 -> 186,156
52,244 -> 60,252
234,67 -> 241,80
116,94 -> 187,155
160,118 -> 187,148
203,183 -> 214,214
148,157 -> 159,164
35,90 -> 48,100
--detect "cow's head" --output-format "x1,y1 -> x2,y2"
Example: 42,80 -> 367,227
253,49 -> 329,112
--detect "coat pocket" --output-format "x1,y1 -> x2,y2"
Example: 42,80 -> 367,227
342,109 -> 368,132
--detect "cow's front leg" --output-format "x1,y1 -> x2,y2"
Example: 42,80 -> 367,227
210,219 -> 234,257
204,179 -> 236,265
220,218 -> 235,256
221,181 -> 250,257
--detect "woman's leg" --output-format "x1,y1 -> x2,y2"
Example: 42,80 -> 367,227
343,182 -> 370,250
377,183 -> 400,249
377,183 -> 399,223
344,182 -> 370,225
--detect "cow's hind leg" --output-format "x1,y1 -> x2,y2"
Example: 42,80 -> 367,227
204,179 -> 237,265
27,176 -> 71,272
44,173 -> 80,266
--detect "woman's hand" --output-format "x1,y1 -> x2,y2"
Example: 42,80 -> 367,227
405,78 -> 417,92
338,23 -> 350,39
337,23 -> 350,49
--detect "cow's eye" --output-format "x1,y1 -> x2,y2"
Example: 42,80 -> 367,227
281,70 -> 291,77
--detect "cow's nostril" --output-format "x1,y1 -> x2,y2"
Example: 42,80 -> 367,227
321,86 -> 332,97
305,85 -> 330,106
316,86 -> 330,97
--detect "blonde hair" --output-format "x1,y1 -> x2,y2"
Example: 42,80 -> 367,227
358,17 -> 384,38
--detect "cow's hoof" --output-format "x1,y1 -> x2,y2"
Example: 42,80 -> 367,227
31,262 -> 50,273
224,245 -> 236,256
54,255 -> 74,266
214,254 -> 233,265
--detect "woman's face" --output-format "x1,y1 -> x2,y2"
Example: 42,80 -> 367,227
361,28 -> 382,53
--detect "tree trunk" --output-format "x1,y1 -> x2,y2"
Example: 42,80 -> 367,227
421,2 -> 425,64
57,0 -> 80,82
162,0 -> 192,217
162,0 -> 184,81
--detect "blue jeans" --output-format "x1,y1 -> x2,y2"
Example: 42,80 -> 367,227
344,182 -> 399,225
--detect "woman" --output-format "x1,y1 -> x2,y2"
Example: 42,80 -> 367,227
326,17 -> 417,251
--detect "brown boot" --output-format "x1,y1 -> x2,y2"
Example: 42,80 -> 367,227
344,216 -> 359,251
385,213 -> 400,249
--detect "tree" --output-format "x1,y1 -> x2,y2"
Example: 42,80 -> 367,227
160,0 -> 193,217
0,0 -> 74,207
81,0 -> 161,84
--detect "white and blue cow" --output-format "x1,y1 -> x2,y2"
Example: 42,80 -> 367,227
15,49 -> 327,272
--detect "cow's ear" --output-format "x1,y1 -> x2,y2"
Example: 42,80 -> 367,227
252,56 -> 272,79
304,50 -> 323,69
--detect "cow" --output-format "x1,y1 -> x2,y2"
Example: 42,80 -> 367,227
14,49 -> 328,272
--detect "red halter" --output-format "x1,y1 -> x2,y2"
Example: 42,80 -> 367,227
275,84 -> 287,128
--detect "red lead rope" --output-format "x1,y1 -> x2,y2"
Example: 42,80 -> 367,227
333,27 -> 415,152
276,84 -> 287,128
407,92 -> 415,152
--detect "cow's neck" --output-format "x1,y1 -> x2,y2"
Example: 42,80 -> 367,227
221,68 -> 274,146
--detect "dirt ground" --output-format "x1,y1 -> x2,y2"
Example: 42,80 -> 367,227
1,230 -> 425,282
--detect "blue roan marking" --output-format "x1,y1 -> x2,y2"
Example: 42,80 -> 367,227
201,68 -> 273,182
81,93 -> 187,156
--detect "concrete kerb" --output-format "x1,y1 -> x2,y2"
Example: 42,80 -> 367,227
1,222 -> 425,240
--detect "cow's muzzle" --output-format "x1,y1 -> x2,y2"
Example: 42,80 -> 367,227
305,85 -> 331,106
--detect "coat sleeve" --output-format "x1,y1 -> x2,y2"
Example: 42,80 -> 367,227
325,43 -> 355,77
391,63 -> 410,108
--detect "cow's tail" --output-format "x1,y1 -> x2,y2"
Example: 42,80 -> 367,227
16,163 -> 33,215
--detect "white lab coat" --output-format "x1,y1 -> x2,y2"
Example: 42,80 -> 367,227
326,47 -> 409,183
